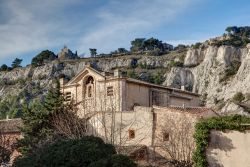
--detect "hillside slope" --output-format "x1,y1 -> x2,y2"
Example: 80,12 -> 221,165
1,45 -> 250,117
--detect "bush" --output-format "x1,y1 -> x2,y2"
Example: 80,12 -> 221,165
127,70 -> 138,79
31,50 -> 56,67
232,92 -> 245,103
169,60 -> 184,67
219,60 -> 241,83
130,58 -> 138,68
13,136 -> 136,167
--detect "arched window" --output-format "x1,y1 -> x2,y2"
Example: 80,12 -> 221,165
88,86 -> 92,97
84,76 -> 94,98
86,76 -> 94,84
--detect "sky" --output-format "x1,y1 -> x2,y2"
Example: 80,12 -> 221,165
0,0 -> 250,66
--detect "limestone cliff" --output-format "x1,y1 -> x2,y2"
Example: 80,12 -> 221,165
1,45 -> 250,115
164,45 -> 250,114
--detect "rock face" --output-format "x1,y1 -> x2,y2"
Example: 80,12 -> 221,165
164,45 -> 250,109
1,45 -> 250,113
58,46 -> 78,60
184,48 -> 204,66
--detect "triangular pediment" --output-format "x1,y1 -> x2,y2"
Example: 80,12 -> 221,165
66,66 -> 105,85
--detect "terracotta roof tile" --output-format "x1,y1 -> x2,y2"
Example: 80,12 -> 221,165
153,105 -> 218,116
0,118 -> 23,133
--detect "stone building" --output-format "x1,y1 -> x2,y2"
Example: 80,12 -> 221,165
58,46 -> 78,60
60,66 -> 200,115
60,66 -> 217,165
0,118 -> 23,164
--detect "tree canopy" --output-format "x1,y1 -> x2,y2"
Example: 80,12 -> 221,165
16,80 -> 63,155
31,50 -> 57,67
0,64 -> 8,71
130,37 -> 169,54
13,136 -> 137,167
89,48 -> 97,57
11,58 -> 22,68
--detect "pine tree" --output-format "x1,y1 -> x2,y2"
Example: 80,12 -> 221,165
17,80 -> 63,155
44,80 -> 63,113
17,100 -> 52,154
11,58 -> 22,69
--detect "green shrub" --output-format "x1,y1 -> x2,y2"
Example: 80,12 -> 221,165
169,60 -> 184,67
13,136 -> 136,167
130,58 -> 138,68
151,72 -> 164,85
139,62 -> 148,69
192,42 -> 202,49
232,92 -> 245,103
127,70 -> 138,79
219,60 -> 241,83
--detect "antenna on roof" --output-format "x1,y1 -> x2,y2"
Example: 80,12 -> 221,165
182,103 -> 186,110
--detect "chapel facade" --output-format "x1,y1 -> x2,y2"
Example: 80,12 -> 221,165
60,65 -> 201,117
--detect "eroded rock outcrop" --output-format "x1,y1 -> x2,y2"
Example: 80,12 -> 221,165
164,45 -> 250,110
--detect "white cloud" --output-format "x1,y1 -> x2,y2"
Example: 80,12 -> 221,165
77,0 -> 199,53
0,0 -> 199,63
0,0 -> 81,63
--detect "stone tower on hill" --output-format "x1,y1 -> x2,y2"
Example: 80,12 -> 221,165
58,46 -> 79,60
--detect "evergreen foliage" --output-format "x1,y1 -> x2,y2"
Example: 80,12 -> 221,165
232,92 -> 245,103
13,136 -> 137,167
31,50 -> 57,67
0,146 -> 11,164
0,64 -> 8,71
11,58 -> 22,69
127,70 -> 138,79
130,37 -> 169,54
16,80 -> 63,155
193,115 -> 250,167
0,95 -> 22,119
89,48 -> 97,57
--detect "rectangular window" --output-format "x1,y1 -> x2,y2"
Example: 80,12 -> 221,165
65,92 -> 71,102
107,86 -> 114,96
163,132 -> 169,141
128,129 -> 135,139
136,150 -> 146,160
152,91 -> 160,106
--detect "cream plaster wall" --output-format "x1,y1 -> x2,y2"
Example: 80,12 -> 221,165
207,130 -> 250,167
125,83 -> 150,110
88,106 -> 154,147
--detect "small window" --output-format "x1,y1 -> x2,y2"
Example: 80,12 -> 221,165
65,92 -> 71,102
163,132 -> 169,141
136,150 -> 146,160
129,129 -> 135,139
107,86 -> 114,96
88,86 -> 92,97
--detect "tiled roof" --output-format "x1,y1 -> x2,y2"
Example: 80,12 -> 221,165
153,105 -> 218,116
116,145 -> 147,155
0,118 -> 23,133
126,78 -> 200,96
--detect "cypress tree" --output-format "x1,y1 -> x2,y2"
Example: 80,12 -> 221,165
17,79 -> 63,155
44,80 -> 63,113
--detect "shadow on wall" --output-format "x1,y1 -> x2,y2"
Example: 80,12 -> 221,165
206,131 -> 235,167
171,68 -> 194,92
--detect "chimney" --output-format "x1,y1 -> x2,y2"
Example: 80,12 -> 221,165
182,103 -> 186,109
101,72 -> 106,76
59,77 -> 67,88
114,69 -> 121,77
181,85 -> 185,91
6,115 -> 9,120
85,62 -> 91,68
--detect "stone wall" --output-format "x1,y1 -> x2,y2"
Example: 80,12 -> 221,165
207,130 -> 250,167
